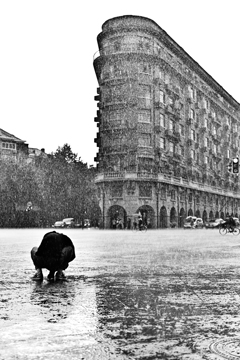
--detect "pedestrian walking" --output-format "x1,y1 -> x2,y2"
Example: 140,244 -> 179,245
31,231 -> 76,281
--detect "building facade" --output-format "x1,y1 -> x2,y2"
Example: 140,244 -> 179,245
93,15 -> 240,229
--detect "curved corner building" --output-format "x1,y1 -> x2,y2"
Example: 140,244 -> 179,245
93,15 -> 240,229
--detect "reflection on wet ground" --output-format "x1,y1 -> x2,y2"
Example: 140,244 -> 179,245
1,229 -> 240,359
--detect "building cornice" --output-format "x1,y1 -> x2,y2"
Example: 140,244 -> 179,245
97,15 -> 240,110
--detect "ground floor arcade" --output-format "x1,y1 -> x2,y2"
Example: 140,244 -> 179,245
96,179 -> 240,229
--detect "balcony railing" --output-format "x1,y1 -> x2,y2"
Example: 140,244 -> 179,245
95,171 -> 240,199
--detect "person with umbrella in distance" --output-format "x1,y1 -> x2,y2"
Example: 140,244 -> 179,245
31,231 -> 76,281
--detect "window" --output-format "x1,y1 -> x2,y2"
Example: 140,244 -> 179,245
191,149 -> 195,159
161,186 -> 166,199
114,40 -> 121,52
169,141 -> 174,153
139,183 -> 152,197
188,193 -> 193,203
191,129 -> 195,141
171,190 -> 176,200
196,133 -> 199,143
112,136 -> 122,147
160,90 -> 165,104
190,109 -> 195,119
160,113 -> 165,127
179,192 -> 185,202
189,86 -> 194,99
203,98 -> 209,109
108,112 -> 122,126
138,85 -> 151,107
112,64 -> 121,77
169,119 -> 174,131
204,156 -> 208,164
156,67 -> 164,80
111,183 -> 123,197
204,118 -> 208,127
138,134 -> 151,147
196,153 -> 199,164
139,62 -> 151,74
180,124 -> 184,136
179,146 -> 184,156
2,142 -> 16,150
138,157 -> 153,172
138,111 -> 151,123
160,137 -> 165,149
168,97 -> 173,106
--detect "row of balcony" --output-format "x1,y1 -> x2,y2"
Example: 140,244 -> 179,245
95,171 -> 240,199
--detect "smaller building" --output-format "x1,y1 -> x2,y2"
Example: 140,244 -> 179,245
0,128 -> 28,160
0,128 -> 48,162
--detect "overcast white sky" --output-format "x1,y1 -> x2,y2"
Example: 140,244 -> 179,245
0,0 -> 239,165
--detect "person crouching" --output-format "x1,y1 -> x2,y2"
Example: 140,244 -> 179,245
31,231 -> 76,281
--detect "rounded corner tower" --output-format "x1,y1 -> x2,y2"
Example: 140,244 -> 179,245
93,15 -> 240,229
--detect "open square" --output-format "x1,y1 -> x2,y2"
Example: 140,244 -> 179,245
1,228 -> 240,359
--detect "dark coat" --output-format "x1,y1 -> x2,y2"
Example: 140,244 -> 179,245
36,231 -> 76,260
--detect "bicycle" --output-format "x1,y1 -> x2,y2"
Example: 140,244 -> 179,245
219,225 -> 240,235
132,223 -> 147,232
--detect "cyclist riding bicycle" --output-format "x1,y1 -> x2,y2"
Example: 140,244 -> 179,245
224,216 -> 236,232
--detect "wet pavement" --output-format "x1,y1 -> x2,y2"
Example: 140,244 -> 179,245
1,228 -> 240,359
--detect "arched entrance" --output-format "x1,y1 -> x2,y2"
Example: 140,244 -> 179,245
202,210 -> 207,223
91,205 -> 102,228
188,209 -> 193,216
209,210 -> 214,220
195,209 -> 201,218
159,206 -> 168,228
136,205 -> 155,228
179,208 -> 185,228
221,211 -> 225,220
215,211 -> 219,219
170,207 -> 177,227
107,205 -> 127,229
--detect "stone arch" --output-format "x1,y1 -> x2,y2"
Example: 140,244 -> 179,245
209,210 -> 214,220
195,209 -> 201,218
215,211 -> 219,219
107,205 -> 127,229
91,205 -> 102,228
202,210 -> 207,223
170,207 -> 177,227
221,211 -> 225,220
188,208 -> 193,216
159,206 -> 168,228
179,208 -> 185,228
136,205 -> 155,228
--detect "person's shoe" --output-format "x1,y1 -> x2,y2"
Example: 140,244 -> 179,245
56,270 -> 66,281
32,269 -> 43,281
47,271 -> 55,281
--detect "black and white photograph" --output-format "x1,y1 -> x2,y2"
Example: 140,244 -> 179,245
1,1 -> 240,359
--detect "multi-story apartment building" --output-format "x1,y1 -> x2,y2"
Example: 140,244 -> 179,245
93,15 -> 240,229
